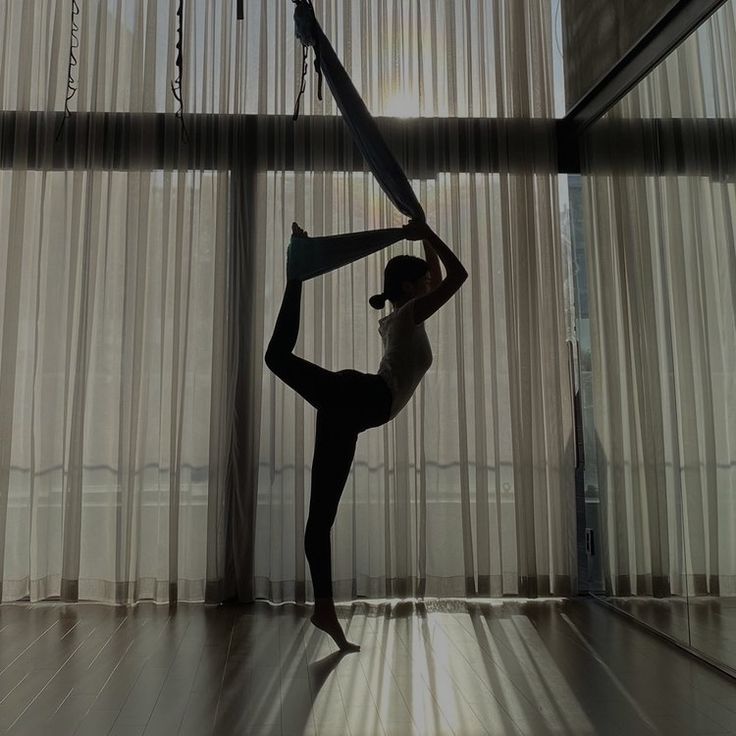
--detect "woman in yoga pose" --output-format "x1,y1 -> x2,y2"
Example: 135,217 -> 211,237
264,219 -> 467,651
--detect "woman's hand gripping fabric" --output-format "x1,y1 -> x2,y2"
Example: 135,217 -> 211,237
403,219 -> 432,241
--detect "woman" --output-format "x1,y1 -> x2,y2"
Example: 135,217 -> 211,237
264,219 -> 467,651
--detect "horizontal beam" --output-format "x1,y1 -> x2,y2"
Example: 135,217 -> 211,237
1,112 -> 733,179
0,112 -> 575,174
565,0 -> 728,131
583,117 -> 736,180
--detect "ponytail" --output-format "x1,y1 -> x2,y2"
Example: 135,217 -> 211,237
369,292 -> 387,310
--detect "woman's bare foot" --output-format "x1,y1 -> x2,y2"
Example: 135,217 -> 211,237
310,599 -> 360,652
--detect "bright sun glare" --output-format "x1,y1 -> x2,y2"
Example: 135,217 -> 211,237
383,91 -> 421,118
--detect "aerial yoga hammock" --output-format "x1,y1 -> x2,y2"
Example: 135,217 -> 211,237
266,0 -> 467,651
286,0 -> 425,282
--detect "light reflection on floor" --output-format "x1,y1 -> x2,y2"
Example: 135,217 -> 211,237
4,598 -> 736,734
257,598 -> 736,735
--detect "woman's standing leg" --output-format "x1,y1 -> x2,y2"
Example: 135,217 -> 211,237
305,410 -> 361,651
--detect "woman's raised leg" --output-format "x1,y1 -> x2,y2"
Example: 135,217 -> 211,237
264,277 -> 340,412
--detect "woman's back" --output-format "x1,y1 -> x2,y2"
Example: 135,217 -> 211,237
377,299 -> 433,420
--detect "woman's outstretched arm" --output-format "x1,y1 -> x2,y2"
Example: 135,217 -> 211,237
406,216 -> 443,287
422,236 -> 443,290
404,221 -> 468,324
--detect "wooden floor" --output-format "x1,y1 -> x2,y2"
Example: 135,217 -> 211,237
2,598 -> 736,736
606,596 -> 736,672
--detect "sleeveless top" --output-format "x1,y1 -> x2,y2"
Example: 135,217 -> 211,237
377,299 -> 433,420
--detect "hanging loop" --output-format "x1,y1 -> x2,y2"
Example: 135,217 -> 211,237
292,0 -> 323,121
171,0 -> 189,142
56,0 -> 81,140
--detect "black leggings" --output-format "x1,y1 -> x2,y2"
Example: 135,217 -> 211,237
265,281 -> 392,599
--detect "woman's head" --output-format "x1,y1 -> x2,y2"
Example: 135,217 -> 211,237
369,255 -> 430,310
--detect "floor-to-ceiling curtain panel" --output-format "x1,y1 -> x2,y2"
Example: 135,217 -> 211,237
582,3 -> 736,596
0,1 -> 238,603
1,0 -> 576,605
253,0 -> 576,601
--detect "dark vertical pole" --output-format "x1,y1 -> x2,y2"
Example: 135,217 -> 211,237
224,119 -> 265,602
237,0 -> 244,21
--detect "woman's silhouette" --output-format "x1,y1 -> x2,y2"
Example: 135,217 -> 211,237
265,218 -> 467,650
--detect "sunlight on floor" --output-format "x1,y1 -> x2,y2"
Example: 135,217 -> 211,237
275,600 -> 605,735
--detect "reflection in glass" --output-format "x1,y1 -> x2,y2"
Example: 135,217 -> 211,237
581,0 -> 736,662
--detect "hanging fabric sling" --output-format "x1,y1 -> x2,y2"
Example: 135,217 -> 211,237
287,0 -> 426,282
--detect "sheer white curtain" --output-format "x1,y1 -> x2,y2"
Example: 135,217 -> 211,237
582,3 -> 736,596
1,0 -> 576,604
254,0 -> 576,601
0,1 -> 238,603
